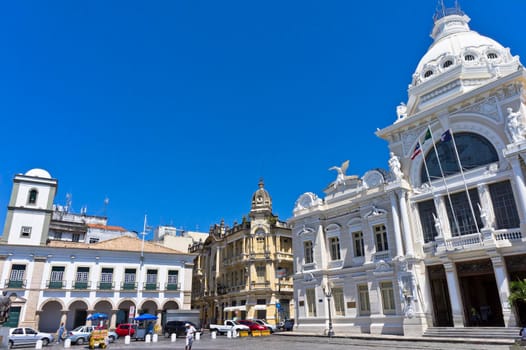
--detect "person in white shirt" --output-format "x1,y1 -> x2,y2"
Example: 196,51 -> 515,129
185,323 -> 196,350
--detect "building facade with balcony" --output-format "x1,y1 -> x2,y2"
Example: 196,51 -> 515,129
290,4 -> 526,336
0,168 -> 195,333
190,179 -> 294,327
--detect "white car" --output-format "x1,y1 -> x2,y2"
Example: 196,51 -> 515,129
251,319 -> 277,333
8,327 -> 55,348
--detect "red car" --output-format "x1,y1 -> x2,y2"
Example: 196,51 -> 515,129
115,323 -> 136,337
238,320 -> 267,331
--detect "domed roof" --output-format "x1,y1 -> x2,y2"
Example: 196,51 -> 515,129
25,168 -> 52,179
402,5 -> 522,117
251,178 -> 272,211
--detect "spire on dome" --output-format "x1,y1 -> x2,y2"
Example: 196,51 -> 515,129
433,0 -> 464,22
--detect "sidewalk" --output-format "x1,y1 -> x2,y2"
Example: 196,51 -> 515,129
274,330 -> 518,346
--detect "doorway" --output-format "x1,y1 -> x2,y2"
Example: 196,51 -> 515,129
428,265 -> 453,326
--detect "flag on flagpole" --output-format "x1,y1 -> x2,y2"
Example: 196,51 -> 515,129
423,128 -> 432,143
411,143 -> 422,160
440,129 -> 452,142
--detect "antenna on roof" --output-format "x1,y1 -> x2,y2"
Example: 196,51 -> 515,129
140,214 -> 152,262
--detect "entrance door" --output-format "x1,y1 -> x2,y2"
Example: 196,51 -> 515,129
428,265 -> 453,326
4,306 -> 21,328
457,259 -> 504,327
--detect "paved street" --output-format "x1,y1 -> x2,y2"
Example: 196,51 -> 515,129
43,333 -> 516,350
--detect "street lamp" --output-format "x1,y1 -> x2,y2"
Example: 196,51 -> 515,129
322,282 -> 335,337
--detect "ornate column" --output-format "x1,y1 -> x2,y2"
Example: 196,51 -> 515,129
110,310 -> 118,329
389,192 -> 404,257
508,155 -> 526,230
443,261 -> 465,327
490,254 -> 517,327
397,190 -> 414,257
316,223 -> 327,270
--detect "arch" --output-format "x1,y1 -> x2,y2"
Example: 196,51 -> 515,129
39,298 -> 66,311
116,299 -> 137,325
140,299 -> 160,314
68,299 -> 89,330
409,122 -> 506,186
39,300 -> 63,333
161,300 -> 180,310
93,299 -> 114,315
419,132 -> 498,183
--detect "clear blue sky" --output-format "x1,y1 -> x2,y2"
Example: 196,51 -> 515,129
1,1 -> 525,236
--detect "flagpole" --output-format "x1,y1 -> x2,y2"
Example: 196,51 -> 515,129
141,214 -> 147,261
418,139 -> 445,239
428,126 -> 462,235
448,129 -> 481,234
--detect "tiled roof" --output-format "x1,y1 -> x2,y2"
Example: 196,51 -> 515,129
87,223 -> 127,232
47,236 -> 189,254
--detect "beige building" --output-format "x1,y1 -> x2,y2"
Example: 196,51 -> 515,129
190,179 -> 293,327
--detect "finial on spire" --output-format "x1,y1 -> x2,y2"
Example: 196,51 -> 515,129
433,0 -> 464,22
258,177 -> 264,189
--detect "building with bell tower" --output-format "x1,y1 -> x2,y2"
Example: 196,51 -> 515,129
190,179 -> 293,327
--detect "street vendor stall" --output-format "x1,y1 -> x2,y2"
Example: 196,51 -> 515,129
87,313 -> 109,349
132,314 -> 157,341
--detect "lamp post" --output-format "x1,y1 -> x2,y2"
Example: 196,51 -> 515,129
322,282 -> 334,337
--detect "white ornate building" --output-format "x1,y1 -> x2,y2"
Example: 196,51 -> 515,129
0,169 -> 195,333
289,4 -> 526,336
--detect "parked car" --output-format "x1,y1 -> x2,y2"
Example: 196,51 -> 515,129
251,319 -> 276,333
8,327 -> 55,348
209,320 -> 249,336
163,321 -> 200,338
67,325 -> 118,345
237,320 -> 267,332
278,319 -> 294,331
114,323 -> 136,338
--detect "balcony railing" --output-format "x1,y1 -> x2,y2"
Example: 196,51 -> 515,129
5,279 -> 26,289
121,282 -> 138,290
165,282 -> 181,291
494,228 -> 522,241
47,280 -> 64,289
444,232 -> 482,250
144,282 -> 159,291
73,281 -> 90,290
98,281 -> 114,290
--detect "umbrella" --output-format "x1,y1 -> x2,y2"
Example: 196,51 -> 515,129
87,313 -> 108,321
134,313 -> 158,321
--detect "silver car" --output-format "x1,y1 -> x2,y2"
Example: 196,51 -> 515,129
8,327 -> 55,348
67,325 -> 118,345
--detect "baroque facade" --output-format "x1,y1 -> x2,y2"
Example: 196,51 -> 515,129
190,179 -> 293,327
289,5 -> 526,336
0,169 -> 195,333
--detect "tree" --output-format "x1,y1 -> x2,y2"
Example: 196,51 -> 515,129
509,279 -> 526,307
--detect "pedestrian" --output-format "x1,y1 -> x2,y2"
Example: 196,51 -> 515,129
185,323 -> 196,350
57,322 -> 66,344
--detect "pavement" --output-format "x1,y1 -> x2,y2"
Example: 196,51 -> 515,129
39,330 -> 521,350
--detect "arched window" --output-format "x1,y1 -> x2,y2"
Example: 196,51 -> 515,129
487,52 -> 498,60
443,60 -> 453,68
420,132 -> 498,184
28,189 -> 38,205
424,70 -> 434,78
464,54 -> 475,61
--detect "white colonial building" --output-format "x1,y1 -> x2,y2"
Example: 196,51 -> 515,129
289,4 -> 526,336
0,169 -> 195,333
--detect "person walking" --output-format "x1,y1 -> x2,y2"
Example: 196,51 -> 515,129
57,322 -> 66,344
184,323 -> 196,350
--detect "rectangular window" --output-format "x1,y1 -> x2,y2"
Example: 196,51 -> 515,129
49,266 -> 65,288
304,241 -> 313,264
358,284 -> 370,316
418,199 -> 438,243
306,288 -> 317,317
332,287 -> 345,316
89,237 -> 99,243
72,234 -> 80,242
20,226 -> 32,238
374,224 -> 389,252
489,181 -> 520,229
123,268 -> 136,290
145,269 -> 158,290
446,189 -> 482,236
9,265 -> 26,288
75,267 -> 89,289
353,231 -> 364,257
256,265 -> 266,282
167,270 -> 179,290
380,281 -> 396,315
256,237 -> 265,252
99,268 -> 113,289
329,237 -> 341,261
53,232 -> 63,240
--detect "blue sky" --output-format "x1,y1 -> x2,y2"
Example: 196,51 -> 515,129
1,1 -> 525,236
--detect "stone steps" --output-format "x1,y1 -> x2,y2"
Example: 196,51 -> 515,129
423,327 -> 521,339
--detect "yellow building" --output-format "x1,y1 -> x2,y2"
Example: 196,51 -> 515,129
190,179 -> 293,327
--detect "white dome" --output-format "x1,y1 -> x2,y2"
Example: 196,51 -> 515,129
25,168 -> 52,179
